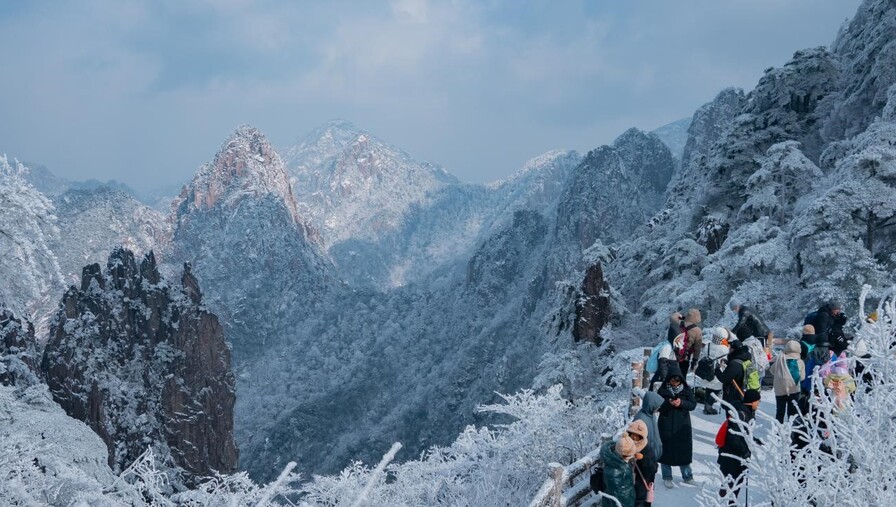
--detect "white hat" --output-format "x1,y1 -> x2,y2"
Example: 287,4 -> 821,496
711,327 -> 729,344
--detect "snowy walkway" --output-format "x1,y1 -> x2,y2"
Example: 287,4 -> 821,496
650,386 -> 776,506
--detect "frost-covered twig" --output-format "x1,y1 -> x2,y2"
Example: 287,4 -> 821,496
255,461 -> 298,507
350,442 -> 402,507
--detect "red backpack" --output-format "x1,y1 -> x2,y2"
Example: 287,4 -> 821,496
715,419 -> 729,448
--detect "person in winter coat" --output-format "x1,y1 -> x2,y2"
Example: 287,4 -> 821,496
717,389 -> 760,504
821,354 -> 857,412
656,363 -> 696,488
806,301 -> 842,347
772,340 -> 805,423
731,304 -> 773,346
699,327 -> 731,415
636,391 -> 664,462
802,338 -> 835,396
627,420 -> 656,507
600,432 -> 638,507
714,339 -> 753,410
799,324 -> 816,360
829,312 -> 851,356
668,309 -> 703,375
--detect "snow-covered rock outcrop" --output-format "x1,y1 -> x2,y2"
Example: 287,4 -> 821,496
41,248 -> 238,481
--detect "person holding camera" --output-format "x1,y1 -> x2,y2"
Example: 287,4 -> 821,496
656,362 -> 696,488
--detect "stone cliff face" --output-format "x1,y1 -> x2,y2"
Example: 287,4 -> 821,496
0,308 -> 41,386
573,262 -> 612,345
40,248 -> 237,481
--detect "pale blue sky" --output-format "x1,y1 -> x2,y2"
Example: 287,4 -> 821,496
0,0 -> 861,191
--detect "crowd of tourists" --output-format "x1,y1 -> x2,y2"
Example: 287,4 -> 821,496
592,300 -> 871,507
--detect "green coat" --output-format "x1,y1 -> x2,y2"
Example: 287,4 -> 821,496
600,440 -> 635,507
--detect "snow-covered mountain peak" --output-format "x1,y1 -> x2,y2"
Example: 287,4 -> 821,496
173,125 -> 308,229
282,120 -> 457,246
491,149 -> 580,189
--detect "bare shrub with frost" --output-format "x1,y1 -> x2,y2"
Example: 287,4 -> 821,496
300,384 -> 626,506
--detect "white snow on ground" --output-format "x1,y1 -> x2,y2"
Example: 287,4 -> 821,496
652,376 -> 775,506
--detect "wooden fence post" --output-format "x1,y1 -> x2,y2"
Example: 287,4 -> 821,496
548,463 -> 564,507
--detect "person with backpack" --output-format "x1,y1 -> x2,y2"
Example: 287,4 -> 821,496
771,340 -> 805,423
717,389 -> 761,505
599,430 -> 640,507
714,340 -> 760,410
656,363 -> 696,488
731,304 -> 773,346
801,338 -> 835,396
628,420 -> 656,507
697,327 -> 730,415
669,309 -> 703,375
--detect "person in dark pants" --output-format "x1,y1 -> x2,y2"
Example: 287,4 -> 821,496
656,363 -> 696,488
718,389 -> 760,505
771,340 -> 804,423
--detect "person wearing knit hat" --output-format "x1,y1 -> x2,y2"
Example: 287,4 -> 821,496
772,340 -> 805,423
616,433 -> 637,459
717,388 -> 760,503
626,420 -> 657,507
600,431 -> 637,507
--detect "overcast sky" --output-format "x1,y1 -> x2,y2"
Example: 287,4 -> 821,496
0,0 -> 861,192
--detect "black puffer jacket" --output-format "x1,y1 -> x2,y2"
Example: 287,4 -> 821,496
715,343 -> 753,408
810,304 -> 836,344
732,306 -> 770,342
656,363 -> 696,466
718,408 -> 755,469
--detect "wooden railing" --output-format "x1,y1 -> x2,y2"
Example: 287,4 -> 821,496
528,349 -> 651,507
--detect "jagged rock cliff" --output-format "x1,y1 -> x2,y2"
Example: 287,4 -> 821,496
40,248 -> 237,480
0,308 -> 41,386
573,261 -> 612,345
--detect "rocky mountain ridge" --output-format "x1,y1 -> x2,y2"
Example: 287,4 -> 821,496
40,248 -> 238,480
